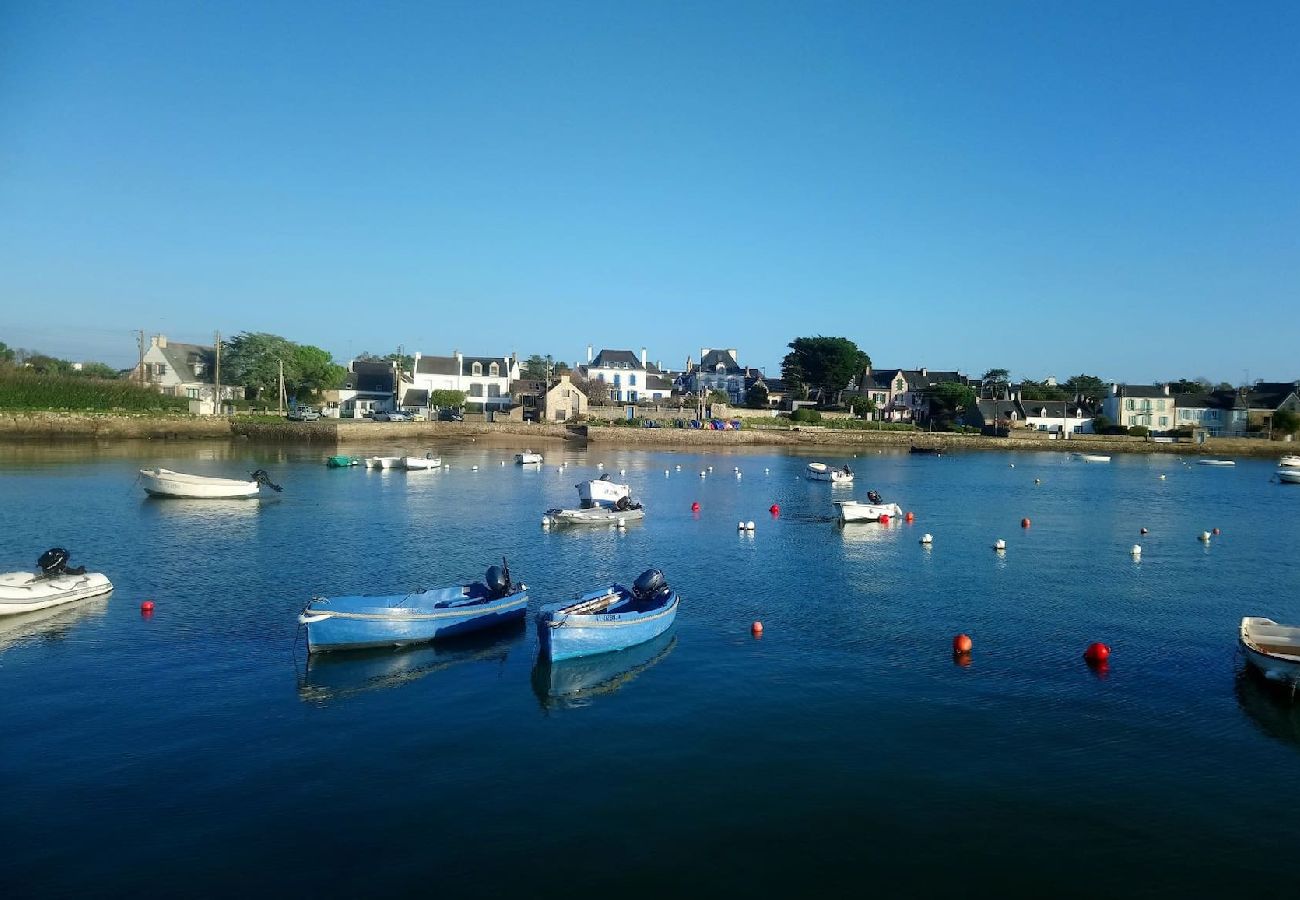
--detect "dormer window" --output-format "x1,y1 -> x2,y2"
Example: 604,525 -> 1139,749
895,379 -> 905,391
489,362 -> 499,377
715,364 -> 725,374
471,362 -> 482,376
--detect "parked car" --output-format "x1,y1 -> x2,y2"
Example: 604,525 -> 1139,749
374,411 -> 411,422
287,408 -> 320,421
438,408 -> 465,422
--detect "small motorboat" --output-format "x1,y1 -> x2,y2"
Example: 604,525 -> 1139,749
0,548 -> 113,616
140,468 -> 282,499
326,455 -> 359,468
516,450 -> 544,465
402,454 -> 442,470
298,559 -> 528,652
1279,455 -> 1300,468
537,568 -> 679,662
544,474 -> 644,526
364,457 -> 401,469
1240,617 -> 1300,688
1276,468 -> 1300,484
1077,454 -> 1111,463
909,446 -> 942,456
1198,459 -> 1236,467
834,488 -> 903,522
807,461 -> 854,483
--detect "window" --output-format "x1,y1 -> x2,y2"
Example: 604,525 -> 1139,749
469,384 -> 484,397
895,379 -> 905,391
153,363 -> 167,377
488,384 -> 501,398
1159,416 -> 1168,426
597,373 -> 605,382
471,362 -> 482,376
613,374 -> 621,386
1126,399 -> 1134,410
186,388 -> 200,399
629,374 -> 637,386
489,362 -> 499,377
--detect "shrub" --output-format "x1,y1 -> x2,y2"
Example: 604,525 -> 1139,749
1128,425 -> 1150,437
789,408 -> 823,425
0,370 -> 190,413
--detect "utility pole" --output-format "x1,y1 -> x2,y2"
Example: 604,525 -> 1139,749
213,331 -> 221,415
136,330 -> 146,386
278,358 -> 285,415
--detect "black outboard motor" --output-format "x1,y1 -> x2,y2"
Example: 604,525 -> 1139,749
867,490 -> 882,505
485,557 -> 514,598
37,547 -> 85,578
250,470 -> 283,492
632,568 -> 667,600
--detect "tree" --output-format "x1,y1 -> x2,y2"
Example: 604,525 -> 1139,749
745,381 -> 769,409
847,395 -> 875,418
222,332 -> 343,402
781,337 -> 869,405
1093,414 -> 1113,432
925,381 -> 977,418
1018,379 -> 1068,401
293,344 -> 346,399
573,374 -> 611,405
1167,377 -> 1211,394
0,342 -> 14,366
357,349 -> 413,373
707,389 -> 730,405
1273,409 -> 1300,436
74,362 -> 119,379
1064,374 -> 1109,400
980,368 -> 1010,398
428,389 -> 467,409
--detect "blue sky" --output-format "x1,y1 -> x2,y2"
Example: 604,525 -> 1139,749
1,1 -> 1296,383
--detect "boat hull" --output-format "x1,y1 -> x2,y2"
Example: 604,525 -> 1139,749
0,571 -> 114,616
835,501 -> 903,523
1277,469 -> 1300,484
365,457 -> 401,470
1240,617 -> 1300,686
538,592 -> 679,662
807,463 -> 853,483
301,589 -> 529,652
325,456 -> 358,468
516,453 -> 544,465
1078,454 -> 1111,463
1199,460 -> 1236,467
402,456 -> 442,470
544,507 -> 645,526
139,468 -> 260,499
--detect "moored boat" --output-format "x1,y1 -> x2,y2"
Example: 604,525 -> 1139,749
298,560 -> 528,652
807,462 -> 854,483
140,468 -> 282,499
1198,459 -> 1236,467
1240,617 -> 1300,688
835,499 -> 904,523
1280,455 -> 1300,468
544,474 -> 644,526
1277,468 -> 1300,484
1077,454 -> 1111,463
516,450 -> 544,465
402,454 -> 442,470
909,445 -> 942,456
537,568 -> 679,662
326,455 -> 359,468
364,456 -> 402,469
0,548 -> 113,616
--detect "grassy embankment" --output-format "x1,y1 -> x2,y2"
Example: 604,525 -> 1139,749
0,369 -> 191,413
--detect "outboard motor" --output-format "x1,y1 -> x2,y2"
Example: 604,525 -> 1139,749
632,568 -> 667,600
485,557 -> 514,598
867,490 -> 882,505
250,470 -> 283,492
37,547 -> 84,578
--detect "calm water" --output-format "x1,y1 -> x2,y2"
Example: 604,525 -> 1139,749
2,440 -> 1299,898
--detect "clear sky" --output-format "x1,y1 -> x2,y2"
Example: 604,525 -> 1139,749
1,1 -> 1296,383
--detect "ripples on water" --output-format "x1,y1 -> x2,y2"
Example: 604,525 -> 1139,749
1,441 -> 1299,897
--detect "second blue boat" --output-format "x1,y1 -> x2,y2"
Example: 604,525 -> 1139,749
299,560 -> 527,652
537,568 -> 679,662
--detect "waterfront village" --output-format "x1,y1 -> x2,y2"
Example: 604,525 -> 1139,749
105,333 -> 1300,442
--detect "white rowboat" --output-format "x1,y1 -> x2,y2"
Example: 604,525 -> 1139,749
516,451 -> 544,465
1078,454 -> 1111,463
1198,459 -> 1236,467
1240,617 -> 1300,686
402,455 -> 442,470
364,457 -> 402,469
1276,469 -> 1300,484
834,500 -> 903,523
140,468 -> 281,499
1279,455 -> 1300,468
807,462 -> 854,483
544,507 -> 646,526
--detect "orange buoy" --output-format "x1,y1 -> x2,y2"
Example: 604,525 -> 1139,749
751,620 -> 764,636
1083,642 -> 1111,665
953,653 -> 972,668
879,514 -> 890,525
140,600 -> 155,612
769,504 -> 780,515
952,633 -> 972,655
905,511 -> 915,522
1021,518 -> 1031,528
690,501 -> 700,512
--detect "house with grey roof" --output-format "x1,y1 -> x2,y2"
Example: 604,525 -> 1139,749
579,345 -> 671,403
684,348 -> 750,404
1102,383 -> 1175,433
851,366 -> 969,423
410,351 -> 521,413
129,334 -> 244,410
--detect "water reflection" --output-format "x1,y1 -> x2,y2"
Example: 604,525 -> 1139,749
297,622 -> 524,706
0,595 -> 111,654
531,629 -> 677,710
140,496 -> 269,523
1235,668 -> 1300,749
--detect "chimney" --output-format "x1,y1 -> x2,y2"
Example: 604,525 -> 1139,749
640,347 -> 647,369
1110,383 -> 1119,396
920,367 -> 927,377
587,345 -> 593,364
153,335 -> 166,348
1162,383 -> 1170,395
455,349 -> 463,374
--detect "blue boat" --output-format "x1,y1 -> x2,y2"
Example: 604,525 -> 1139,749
299,560 -> 528,652
537,568 -> 679,663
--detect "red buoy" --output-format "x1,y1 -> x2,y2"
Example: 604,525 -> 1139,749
690,501 -> 700,512
751,621 -> 764,636
952,633 -> 972,655
769,504 -> 780,515
905,511 -> 915,522
878,514 -> 890,525
1083,642 -> 1111,665
140,600 -> 155,612
1021,518 -> 1031,528
1212,527 -> 1221,536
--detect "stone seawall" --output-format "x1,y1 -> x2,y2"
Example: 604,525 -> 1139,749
0,412 -> 1291,458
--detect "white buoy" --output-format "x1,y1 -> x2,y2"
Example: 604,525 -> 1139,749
707,465 -> 713,472
620,468 -> 626,476
541,517 -> 550,527
472,465 -> 478,471
920,533 -> 933,545
736,472 -> 742,479
675,465 -> 681,471
764,468 -> 770,474
700,471 -> 707,478
617,517 -> 626,528
746,521 -> 756,531
738,521 -> 746,530
1199,531 -> 1211,542
993,539 -> 1006,551
1131,544 -> 1142,556
1009,464 -> 1015,469
500,460 -> 505,466
1034,478 -> 1041,484
1159,474 -> 1167,480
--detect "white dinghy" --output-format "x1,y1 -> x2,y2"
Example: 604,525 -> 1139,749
364,457 -> 402,470
1077,454 -> 1111,463
516,450 -> 544,465
402,454 -> 442,470
140,468 -> 282,499
1198,459 -> 1236,467
1279,455 -> 1300,469
807,462 -> 854,483
0,549 -> 113,616
1240,617 -> 1300,687
544,474 -> 644,526
1276,469 -> 1300,484
835,488 -> 903,523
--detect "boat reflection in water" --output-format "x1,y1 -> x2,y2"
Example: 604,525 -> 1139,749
0,594 -> 111,655
298,621 -> 524,706
532,628 -> 677,711
1235,668 -> 1300,750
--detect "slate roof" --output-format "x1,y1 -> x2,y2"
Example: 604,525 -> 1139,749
698,349 -> 742,374
348,360 -> 395,393
402,389 -> 429,407
158,342 -> 213,383
1114,384 -> 1170,398
590,349 -> 643,369
973,399 -> 1025,421
1021,399 -> 1098,417
645,374 -> 673,392
415,356 -> 459,376
1246,382 -> 1300,409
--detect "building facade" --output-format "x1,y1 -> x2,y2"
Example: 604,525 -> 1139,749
580,347 -> 671,403
411,351 -> 520,412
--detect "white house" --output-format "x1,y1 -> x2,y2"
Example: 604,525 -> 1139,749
411,351 -> 520,412
1021,399 -> 1096,435
1102,383 -> 1174,432
127,334 -> 243,411
581,346 -> 671,403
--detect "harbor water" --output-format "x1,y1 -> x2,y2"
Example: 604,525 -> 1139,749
2,441 -> 1299,897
